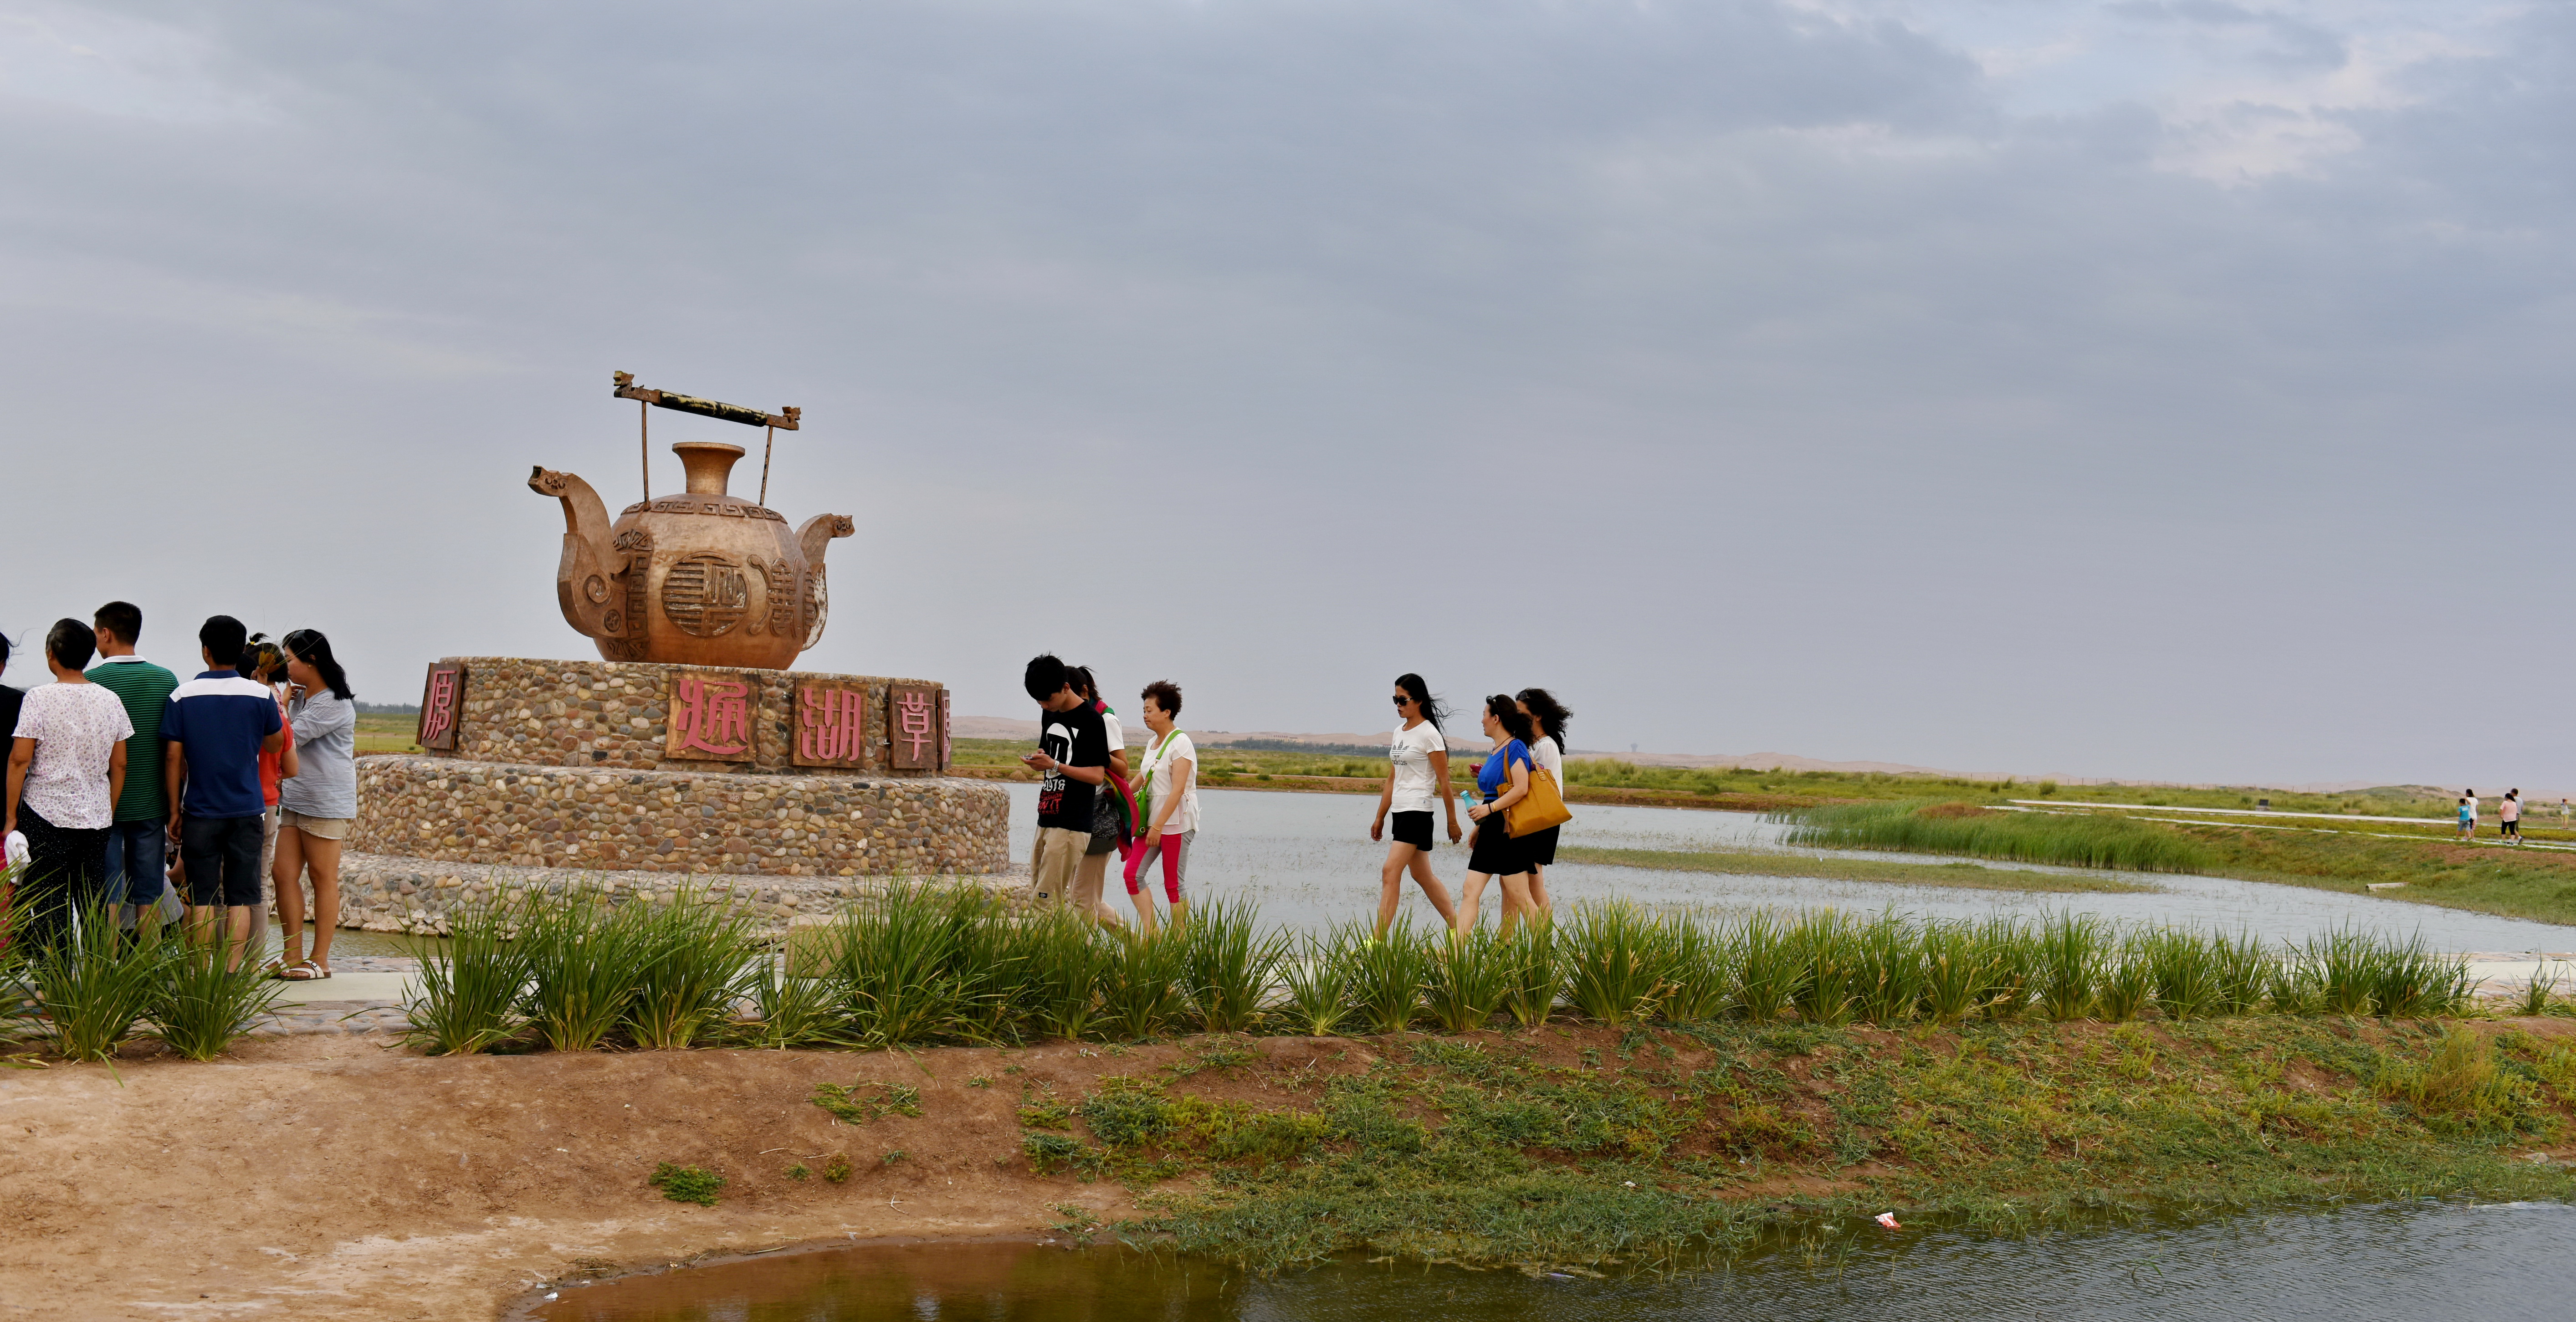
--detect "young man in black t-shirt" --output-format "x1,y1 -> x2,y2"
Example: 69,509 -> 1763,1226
1023,654 -> 1106,910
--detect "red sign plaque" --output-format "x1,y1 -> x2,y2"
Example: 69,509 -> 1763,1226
417,662 -> 466,751
889,683 -> 945,770
793,681 -> 870,769
665,669 -> 758,761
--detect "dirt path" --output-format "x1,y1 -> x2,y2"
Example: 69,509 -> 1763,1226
0,1033 -> 1276,1322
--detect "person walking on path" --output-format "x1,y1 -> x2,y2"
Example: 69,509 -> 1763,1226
86,602 -> 180,930
1069,666 -> 1133,931
1022,654 -> 1110,918
1123,680 -> 1197,938
5,620 -> 132,953
2457,794 -> 2475,841
1368,673 -> 1460,938
1457,696 -> 1540,938
2502,789 -> 2523,845
274,629 -> 354,980
1514,688 -> 1572,923
162,615 -> 283,968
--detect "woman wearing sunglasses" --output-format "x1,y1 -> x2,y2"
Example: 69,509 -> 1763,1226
1368,673 -> 1460,938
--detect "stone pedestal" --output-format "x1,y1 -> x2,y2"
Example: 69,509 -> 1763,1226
342,656 -> 1012,936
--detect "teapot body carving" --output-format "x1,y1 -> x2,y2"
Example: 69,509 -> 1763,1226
530,441 -> 853,670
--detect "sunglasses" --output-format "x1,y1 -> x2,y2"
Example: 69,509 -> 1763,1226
1392,695 -> 1414,707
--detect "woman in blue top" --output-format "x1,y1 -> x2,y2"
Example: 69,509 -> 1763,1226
1458,695 -> 1540,936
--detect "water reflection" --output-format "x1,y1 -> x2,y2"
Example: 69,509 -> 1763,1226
1001,784 -> 2576,951
538,1200 -> 2576,1322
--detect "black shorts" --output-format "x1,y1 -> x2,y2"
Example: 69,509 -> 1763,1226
1390,810 -> 1434,850
180,814 -> 266,907
2504,820 -> 2522,835
1519,824 -> 1560,867
1467,808 -> 1528,876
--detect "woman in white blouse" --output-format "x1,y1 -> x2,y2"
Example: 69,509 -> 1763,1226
5,621 -> 132,951
1123,680 -> 1197,937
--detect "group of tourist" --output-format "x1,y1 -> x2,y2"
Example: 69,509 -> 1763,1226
1020,653 -> 1572,938
2459,789 -> 2554,845
1369,676 -> 1571,938
1021,654 -> 1199,937
2,605 -> 358,978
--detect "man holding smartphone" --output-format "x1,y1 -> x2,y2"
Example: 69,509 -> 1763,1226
1021,653 -> 1106,911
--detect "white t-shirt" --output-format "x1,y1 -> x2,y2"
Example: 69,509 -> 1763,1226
1389,721 -> 1446,813
1101,708 -> 1125,760
12,682 -> 135,829
1137,728 -> 1199,835
1530,735 -> 1565,791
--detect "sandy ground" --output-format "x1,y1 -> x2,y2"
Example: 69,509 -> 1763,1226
0,1032 -> 1342,1322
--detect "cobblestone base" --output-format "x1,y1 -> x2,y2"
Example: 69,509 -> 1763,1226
350,755 -> 1009,876
432,656 -> 942,775
337,851 -> 1022,937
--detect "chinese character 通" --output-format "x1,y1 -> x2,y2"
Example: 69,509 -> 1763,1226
673,675 -> 752,758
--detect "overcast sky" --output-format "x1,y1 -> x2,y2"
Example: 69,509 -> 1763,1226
3,0 -> 2567,788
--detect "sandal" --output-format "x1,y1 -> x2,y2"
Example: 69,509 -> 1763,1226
279,961 -> 331,981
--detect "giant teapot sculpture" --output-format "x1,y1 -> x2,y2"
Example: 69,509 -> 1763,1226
532,420 -> 852,670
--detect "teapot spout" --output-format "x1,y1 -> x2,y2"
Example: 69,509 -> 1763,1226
529,466 -> 622,639
797,512 -> 855,568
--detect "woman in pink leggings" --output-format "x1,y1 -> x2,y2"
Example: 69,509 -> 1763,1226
1122,680 -> 1197,938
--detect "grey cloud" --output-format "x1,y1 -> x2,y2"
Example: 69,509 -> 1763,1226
0,0 -> 2568,787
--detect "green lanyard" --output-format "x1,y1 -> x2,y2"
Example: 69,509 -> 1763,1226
1141,728 -> 1183,799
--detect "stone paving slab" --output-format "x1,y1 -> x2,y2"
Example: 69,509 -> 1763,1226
271,972 -> 415,1004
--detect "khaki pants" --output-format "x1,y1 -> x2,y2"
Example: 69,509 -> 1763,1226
1029,827 -> 1088,908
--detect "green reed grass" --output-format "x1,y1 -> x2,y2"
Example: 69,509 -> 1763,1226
402,897 -> 532,1055
624,889 -> 763,1050
1920,920 -> 1991,1025
1977,917 -> 2039,1019
522,891 -> 658,1052
1781,801 -> 2216,873
154,925 -> 285,1060
2308,927 -> 2383,1017
1182,896 -> 1286,1033
2520,962 -> 2564,1017
1853,911 -> 1925,1026
1018,907 -> 1111,1042
2034,913 -> 2107,1021
1563,902 -> 1669,1027
748,954 -> 855,1048
1498,922 -> 1564,1028
2095,936 -> 2156,1022
1351,919 -> 1430,1035
28,902 -> 176,1062
2215,932 -> 2272,1016
942,887 -> 1025,1042
1424,929 -> 1511,1033
1789,912 -> 1859,1027
2144,929 -> 2225,1020
1656,913 -> 1731,1023
1101,928 -> 1192,1040
1734,911 -> 1806,1024
826,879 -> 978,1046
1281,928 -> 1358,1037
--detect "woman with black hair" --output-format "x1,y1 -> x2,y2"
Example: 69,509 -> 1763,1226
1369,673 -> 1460,938
1515,688 -> 1572,920
5,620 -> 131,952
1458,695 -> 1539,936
273,628 -> 355,979
1067,665 -> 1133,930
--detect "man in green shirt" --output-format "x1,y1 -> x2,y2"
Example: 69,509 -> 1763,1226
87,601 -> 179,926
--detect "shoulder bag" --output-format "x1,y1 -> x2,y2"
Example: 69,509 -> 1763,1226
1504,748 -> 1573,837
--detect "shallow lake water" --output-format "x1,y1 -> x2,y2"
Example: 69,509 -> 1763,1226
537,1199 -> 2576,1322
1003,785 -> 2576,952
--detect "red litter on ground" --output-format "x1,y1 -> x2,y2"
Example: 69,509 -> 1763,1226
1875,1212 -> 1902,1230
